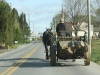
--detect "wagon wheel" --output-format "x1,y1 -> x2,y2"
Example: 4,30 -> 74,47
84,45 -> 91,66
50,45 -> 56,66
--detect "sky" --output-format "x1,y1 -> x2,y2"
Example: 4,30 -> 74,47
7,0 -> 63,33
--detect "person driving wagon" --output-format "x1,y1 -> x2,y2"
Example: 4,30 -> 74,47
56,18 -> 66,36
56,18 -> 71,37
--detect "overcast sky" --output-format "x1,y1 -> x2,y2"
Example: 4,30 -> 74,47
7,0 -> 63,33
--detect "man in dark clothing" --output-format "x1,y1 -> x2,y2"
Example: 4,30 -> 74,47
56,18 -> 67,59
56,18 -> 67,36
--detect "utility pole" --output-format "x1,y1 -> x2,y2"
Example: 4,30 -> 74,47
33,22 -> 35,41
28,14 -> 30,29
22,12 -> 24,43
61,6 -> 64,21
28,14 -> 30,40
53,17 -> 56,33
87,0 -> 91,53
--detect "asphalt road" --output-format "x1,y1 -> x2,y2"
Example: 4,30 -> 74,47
0,41 -> 100,75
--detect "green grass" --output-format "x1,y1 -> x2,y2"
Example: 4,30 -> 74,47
0,40 -> 33,54
0,51 -> 5,54
8,44 -> 22,49
91,39 -> 100,65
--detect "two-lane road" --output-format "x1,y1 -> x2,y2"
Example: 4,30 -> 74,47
0,41 -> 100,75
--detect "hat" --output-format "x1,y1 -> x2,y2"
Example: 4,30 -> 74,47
60,18 -> 64,23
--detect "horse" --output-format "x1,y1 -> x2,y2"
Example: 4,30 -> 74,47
42,28 -> 53,59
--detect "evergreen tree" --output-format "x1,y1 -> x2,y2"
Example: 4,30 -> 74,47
0,1 -> 31,45
0,1 -> 12,44
11,8 -> 23,43
19,12 -> 31,43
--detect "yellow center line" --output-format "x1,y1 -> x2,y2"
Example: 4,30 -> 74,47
0,43 -> 41,75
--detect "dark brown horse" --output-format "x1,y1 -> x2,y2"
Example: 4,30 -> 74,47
42,28 -> 53,59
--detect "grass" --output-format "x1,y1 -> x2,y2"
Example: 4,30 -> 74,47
0,43 -> 23,54
0,50 -> 8,54
0,41 -> 33,54
91,39 -> 100,65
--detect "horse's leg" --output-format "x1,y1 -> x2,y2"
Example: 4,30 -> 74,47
49,44 -> 51,57
49,40 -> 53,58
57,42 -> 60,61
44,44 -> 48,59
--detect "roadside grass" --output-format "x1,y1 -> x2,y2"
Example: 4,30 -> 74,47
0,43 -> 23,54
91,39 -> 100,65
0,50 -> 7,54
0,41 -> 33,54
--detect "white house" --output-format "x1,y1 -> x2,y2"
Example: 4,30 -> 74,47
72,22 -> 93,39
62,22 -> 94,39
80,22 -> 93,38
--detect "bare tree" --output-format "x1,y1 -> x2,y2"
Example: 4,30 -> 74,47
90,0 -> 100,15
94,0 -> 100,7
63,0 -> 87,32
91,0 -> 100,26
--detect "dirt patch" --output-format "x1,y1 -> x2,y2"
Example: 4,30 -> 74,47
0,49 -> 9,54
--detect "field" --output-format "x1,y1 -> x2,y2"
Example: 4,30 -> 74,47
91,39 -> 100,65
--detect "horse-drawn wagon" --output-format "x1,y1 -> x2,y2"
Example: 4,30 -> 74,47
50,30 -> 91,66
42,28 -> 91,66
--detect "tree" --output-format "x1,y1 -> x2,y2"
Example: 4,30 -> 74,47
92,0 -> 100,7
63,0 -> 87,32
96,8 -> 100,21
11,8 -> 23,43
90,0 -> 100,26
0,1 -> 31,46
19,12 -> 31,43
50,12 -> 68,32
0,1 -> 13,44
